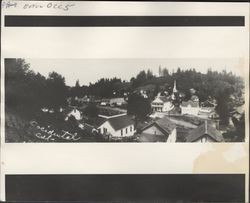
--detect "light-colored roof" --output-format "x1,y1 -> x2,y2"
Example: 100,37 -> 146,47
186,121 -> 224,142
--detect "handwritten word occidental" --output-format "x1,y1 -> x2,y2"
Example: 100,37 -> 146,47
29,121 -> 81,142
2,1 -> 75,11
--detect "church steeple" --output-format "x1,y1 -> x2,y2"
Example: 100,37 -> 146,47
173,80 -> 177,93
171,80 -> 178,101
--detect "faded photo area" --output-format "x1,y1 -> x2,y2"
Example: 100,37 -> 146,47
4,58 -> 245,143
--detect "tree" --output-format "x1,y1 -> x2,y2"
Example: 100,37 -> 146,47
84,103 -> 99,118
65,115 -> 79,133
127,93 -> 151,121
153,84 -> 160,97
162,68 -> 170,77
5,59 -> 47,116
223,113 -> 245,142
158,65 -> 162,77
46,71 -> 68,111
146,69 -> 154,80
214,80 -> 234,125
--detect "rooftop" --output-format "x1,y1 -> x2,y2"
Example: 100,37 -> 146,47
142,116 -> 176,135
186,120 -> 224,142
107,115 -> 135,131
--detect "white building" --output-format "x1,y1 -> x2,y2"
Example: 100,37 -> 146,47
180,100 -> 200,116
110,97 -> 126,106
98,115 -> 135,138
65,108 -> 82,121
151,95 -> 174,112
100,98 -> 111,106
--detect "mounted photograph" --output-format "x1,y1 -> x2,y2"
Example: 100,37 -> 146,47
4,58 -> 246,143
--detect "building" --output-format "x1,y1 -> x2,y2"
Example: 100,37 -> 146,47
151,95 -> 174,112
65,107 -> 82,121
186,120 -> 224,142
98,115 -> 135,138
110,97 -> 127,106
180,100 -> 200,116
100,98 -> 111,106
198,99 -> 218,119
198,107 -> 218,119
139,116 -> 177,142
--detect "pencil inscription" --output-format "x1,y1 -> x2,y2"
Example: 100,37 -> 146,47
2,1 -> 75,11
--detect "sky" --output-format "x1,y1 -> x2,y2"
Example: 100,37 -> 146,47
25,58 -> 243,86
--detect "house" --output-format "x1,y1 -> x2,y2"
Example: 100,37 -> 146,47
100,98 -> 111,106
151,95 -> 174,112
198,99 -> 218,119
65,107 -> 82,121
98,115 -> 135,138
198,107 -> 218,119
110,97 -> 126,106
139,116 -> 177,142
186,120 -> 224,142
180,100 -> 200,116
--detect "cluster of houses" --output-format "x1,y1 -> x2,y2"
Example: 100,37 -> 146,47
39,80 -> 230,142
73,95 -> 127,107
63,105 -> 224,142
151,80 -> 219,119
60,80 -> 225,143
65,107 -> 135,140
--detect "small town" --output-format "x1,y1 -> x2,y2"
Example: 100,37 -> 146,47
5,59 -> 245,143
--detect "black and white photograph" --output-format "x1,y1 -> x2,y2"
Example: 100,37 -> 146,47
1,0 -> 249,202
5,58 -> 246,143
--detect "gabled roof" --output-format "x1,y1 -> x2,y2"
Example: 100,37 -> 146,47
104,115 -> 134,131
80,116 -> 106,129
186,121 -> 224,142
181,100 -> 199,108
141,116 -> 176,135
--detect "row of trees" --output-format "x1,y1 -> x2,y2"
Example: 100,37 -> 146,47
69,77 -> 130,99
5,59 -> 68,118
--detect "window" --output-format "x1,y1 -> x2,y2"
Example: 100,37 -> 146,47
126,128 -> 128,134
130,126 -> 133,132
121,129 -> 123,136
104,128 -> 107,134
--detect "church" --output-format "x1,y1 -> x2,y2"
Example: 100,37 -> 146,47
151,80 -> 178,112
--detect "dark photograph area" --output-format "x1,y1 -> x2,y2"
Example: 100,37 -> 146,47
6,174 -> 245,202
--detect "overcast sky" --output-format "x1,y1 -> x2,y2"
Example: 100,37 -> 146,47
25,58 -> 243,86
